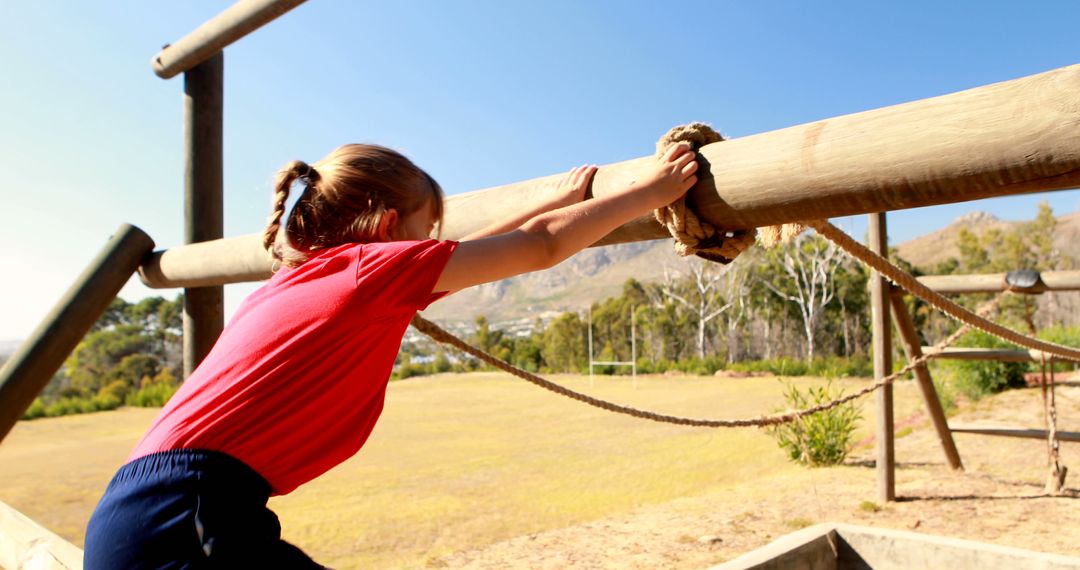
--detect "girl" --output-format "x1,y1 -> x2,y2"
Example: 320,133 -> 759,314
84,141 -> 698,568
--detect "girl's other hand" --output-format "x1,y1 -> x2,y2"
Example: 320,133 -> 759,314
630,142 -> 699,210
553,164 -> 598,208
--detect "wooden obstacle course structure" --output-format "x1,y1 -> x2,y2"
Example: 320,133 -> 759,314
139,61 -> 1080,290
888,285 -> 964,472
2,0 -> 1080,566
151,0 -> 306,79
917,270 -> 1080,295
711,522 -> 1080,570
0,499 -> 83,570
868,213 -> 897,502
895,267 -> 1078,494
950,425 -> 1080,443
0,225 -> 154,444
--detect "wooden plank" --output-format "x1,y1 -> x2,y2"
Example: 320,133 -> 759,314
152,0 -> 307,79
869,213 -> 895,502
0,225 -> 154,444
0,499 -> 83,570
140,62 -> 1080,289
950,426 -> 1080,443
889,290 -> 963,471
921,347 -> 1054,362
917,270 -> 1080,294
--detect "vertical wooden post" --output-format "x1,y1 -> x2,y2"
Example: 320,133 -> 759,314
889,288 -> 964,471
0,225 -> 154,443
869,212 -> 895,502
182,52 -> 224,378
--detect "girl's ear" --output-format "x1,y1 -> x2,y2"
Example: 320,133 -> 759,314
377,209 -> 399,241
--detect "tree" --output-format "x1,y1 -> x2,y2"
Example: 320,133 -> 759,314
659,259 -> 733,359
829,258 -> 869,357
541,312 -> 587,373
59,295 -> 183,401
721,259 -> 753,363
589,281 -> 645,365
757,234 -> 844,360
952,202 -> 1071,330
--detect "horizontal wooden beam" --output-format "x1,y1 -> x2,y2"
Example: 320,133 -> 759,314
152,0 -> 307,79
0,225 -> 154,443
921,346 -> 1059,362
950,425 -> 1080,443
141,63 -> 1080,289
916,270 -> 1080,294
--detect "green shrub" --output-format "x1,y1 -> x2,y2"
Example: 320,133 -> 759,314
784,517 -> 815,530
858,500 -> 881,513
22,398 -> 47,420
729,357 -> 806,376
43,395 -> 123,417
98,379 -> 131,403
1037,325 -> 1080,374
945,330 -> 1026,400
932,375 -> 958,415
126,382 -> 179,407
767,381 -> 862,466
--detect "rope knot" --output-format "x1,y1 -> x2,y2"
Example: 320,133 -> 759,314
653,123 -> 807,263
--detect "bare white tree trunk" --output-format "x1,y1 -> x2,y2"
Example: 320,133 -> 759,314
724,264 -> 751,363
661,260 -> 734,359
758,234 -> 843,361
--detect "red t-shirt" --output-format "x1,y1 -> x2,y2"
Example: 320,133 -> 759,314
129,239 -> 458,495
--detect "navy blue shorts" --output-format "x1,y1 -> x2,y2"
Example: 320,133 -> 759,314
84,449 -> 324,569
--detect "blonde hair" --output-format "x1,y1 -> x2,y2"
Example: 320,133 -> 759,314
263,144 -> 444,267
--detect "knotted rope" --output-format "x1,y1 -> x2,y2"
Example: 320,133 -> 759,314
652,123 -> 808,263
1039,352 -> 1068,493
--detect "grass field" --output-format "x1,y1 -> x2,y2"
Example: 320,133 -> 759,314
0,372 -> 925,569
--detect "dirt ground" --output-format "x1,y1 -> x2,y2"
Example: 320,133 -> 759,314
0,375 -> 1077,569
434,383 -> 1080,569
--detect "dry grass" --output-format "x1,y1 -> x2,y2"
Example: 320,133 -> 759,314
0,372 -> 923,569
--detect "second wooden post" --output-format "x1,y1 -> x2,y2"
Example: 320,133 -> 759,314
869,212 -> 895,502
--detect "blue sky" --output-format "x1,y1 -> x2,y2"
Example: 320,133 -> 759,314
3,1 -> 1080,341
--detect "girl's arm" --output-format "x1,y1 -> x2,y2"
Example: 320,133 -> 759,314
458,165 -> 597,241
433,142 -> 698,293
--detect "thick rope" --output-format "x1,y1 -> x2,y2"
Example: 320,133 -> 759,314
1040,355 -> 1067,493
411,305 -> 982,428
809,220 -> 1080,363
653,123 -> 805,263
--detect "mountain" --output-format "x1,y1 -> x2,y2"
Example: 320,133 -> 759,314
423,240 -> 685,324
894,210 -> 1080,269
426,209 -> 1080,326
893,211 -> 1012,269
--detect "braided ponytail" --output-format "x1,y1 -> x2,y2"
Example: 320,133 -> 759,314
264,160 -> 319,262
263,144 -> 444,268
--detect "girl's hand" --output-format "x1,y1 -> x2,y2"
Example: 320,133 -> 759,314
458,164 -> 598,241
629,142 -> 699,210
551,164 -> 598,208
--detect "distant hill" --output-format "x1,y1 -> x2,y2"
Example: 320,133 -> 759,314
423,240 -> 684,325
424,209 -> 1080,327
894,210 -> 1080,270
6,211 -> 1075,339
